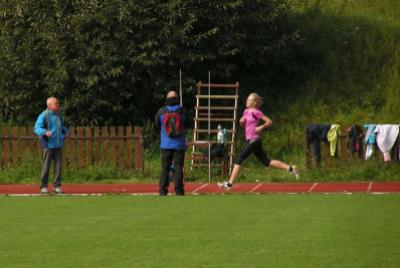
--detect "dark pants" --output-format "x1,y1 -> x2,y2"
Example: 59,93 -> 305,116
40,148 -> 63,189
235,139 -> 271,167
160,149 -> 185,195
309,139 -> 321,162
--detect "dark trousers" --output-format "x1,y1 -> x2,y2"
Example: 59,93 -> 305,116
160,149 -> 185,195
309,139 -> 321,162
235,139 -> 271,167
40,148 -> 63,189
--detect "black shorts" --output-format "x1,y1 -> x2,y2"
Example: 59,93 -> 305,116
235,139 -> 271,167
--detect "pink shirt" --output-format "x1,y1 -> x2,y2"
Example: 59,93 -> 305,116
242,108 -> 265,141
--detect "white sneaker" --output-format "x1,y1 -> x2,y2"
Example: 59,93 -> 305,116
53,187 -> 64,194
291,166 -> 300,180
217,181 -> 232,190
40,187 -> 49,194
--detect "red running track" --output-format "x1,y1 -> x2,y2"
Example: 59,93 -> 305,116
1,182 -> 400,195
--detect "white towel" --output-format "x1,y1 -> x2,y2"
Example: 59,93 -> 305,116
375,124 -> 400,162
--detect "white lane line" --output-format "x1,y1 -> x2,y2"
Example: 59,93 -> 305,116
192,183 -> 209,193
249,183 -> 262,193
367,182 -> 373,193
308,183 -> 318,193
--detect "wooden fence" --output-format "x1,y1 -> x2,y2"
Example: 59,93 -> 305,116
305,128 -> 400,168
0,126 -> 144,171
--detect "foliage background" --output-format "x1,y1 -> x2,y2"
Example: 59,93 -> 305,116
0,0 -> 300,126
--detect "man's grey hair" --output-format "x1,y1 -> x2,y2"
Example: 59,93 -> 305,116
46,97 -> 58,107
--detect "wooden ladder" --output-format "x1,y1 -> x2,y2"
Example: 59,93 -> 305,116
188,81 -> 239,177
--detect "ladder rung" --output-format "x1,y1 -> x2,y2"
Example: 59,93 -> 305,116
186,155 -> 207,160
190,163 -> 227,167
190,152 -> 235,157
191,152 -> 204,155
196,106 -> 236,110
193,129 -> 235,134
195,118 -> 235,122
197,83 -> 239,89
196,95 -> 238,99
188,141 -> 234,146
198,113 -> 233,117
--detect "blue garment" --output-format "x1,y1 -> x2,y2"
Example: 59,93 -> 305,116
34,110 -> 68,149
364,124 -> 376,145
157,105 -> 188,150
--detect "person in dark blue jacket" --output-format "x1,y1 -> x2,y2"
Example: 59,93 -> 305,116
155,91 -> 193,195
34,97 -> 68,194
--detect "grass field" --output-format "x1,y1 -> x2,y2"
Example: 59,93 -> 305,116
1,195 -> 399,267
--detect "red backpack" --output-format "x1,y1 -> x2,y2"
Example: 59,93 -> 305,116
163,108 -> 183,137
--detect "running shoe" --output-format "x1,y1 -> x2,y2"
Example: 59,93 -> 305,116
53,187 -> 64,194
291,166 -> 300,180
40,187 -> 49,194
217,181 -> 232,190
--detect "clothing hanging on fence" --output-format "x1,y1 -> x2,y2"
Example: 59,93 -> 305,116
307,124 -> 331,161
347,124 -> 364,158
365,144 -> 374,160
364,124 -> 377,160
398,137 -> 400,162
374,124 -> 400,162
327,124 -> 341,157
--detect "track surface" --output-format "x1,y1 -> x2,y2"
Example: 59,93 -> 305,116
1,182 -> 400,195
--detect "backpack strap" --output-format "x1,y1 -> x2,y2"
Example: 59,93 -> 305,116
44,110 -> 50,131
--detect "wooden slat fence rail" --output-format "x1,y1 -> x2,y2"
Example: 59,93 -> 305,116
0,126 -> 144,171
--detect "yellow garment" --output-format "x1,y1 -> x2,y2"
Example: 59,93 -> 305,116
327,124 -> 341,156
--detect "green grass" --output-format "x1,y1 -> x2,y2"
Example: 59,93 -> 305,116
1,145 -> 400,183
0,195 -> 399,267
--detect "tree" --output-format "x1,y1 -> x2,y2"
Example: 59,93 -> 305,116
0,0 -> 300,125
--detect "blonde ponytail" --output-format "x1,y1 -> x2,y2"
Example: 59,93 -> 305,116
249,93 -> 264,108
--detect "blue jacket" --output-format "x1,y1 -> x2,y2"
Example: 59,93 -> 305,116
34,110 -> 68,149
155,105 -> 193,150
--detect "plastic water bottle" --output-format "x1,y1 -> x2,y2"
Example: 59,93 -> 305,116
217,124 -> 224,144
222,128 -> 228,143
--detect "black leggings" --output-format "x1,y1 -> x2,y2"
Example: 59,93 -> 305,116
235,139 -> 271,167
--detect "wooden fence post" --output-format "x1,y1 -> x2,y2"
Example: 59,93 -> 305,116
118,126 -> 125,169
0,128 -> 3,167
305,128 -> 311,169
63,129 -> 68,167
126,126 -> 133,169
341,134 -> 347,161
69,127 -> 76,167
28,129 -> 36,160
324,142 -> 331,167
36,129 -> 42,159
134,127 -> 144,172
3,128 -> 10,166
20,127 -> 27,161
0,129 -> 2,167
93,127 -> 100,164
77,127 -> 84,167
101,127 -> 108,163
110,127 -> 116,166
12,127 -> 18,165
85,127 -> 92,166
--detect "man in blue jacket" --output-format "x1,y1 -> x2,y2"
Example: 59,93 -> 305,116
155,91 -> 193,195
34,97 -> 68,194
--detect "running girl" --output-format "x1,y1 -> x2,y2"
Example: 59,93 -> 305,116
218,93 -> 299,190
